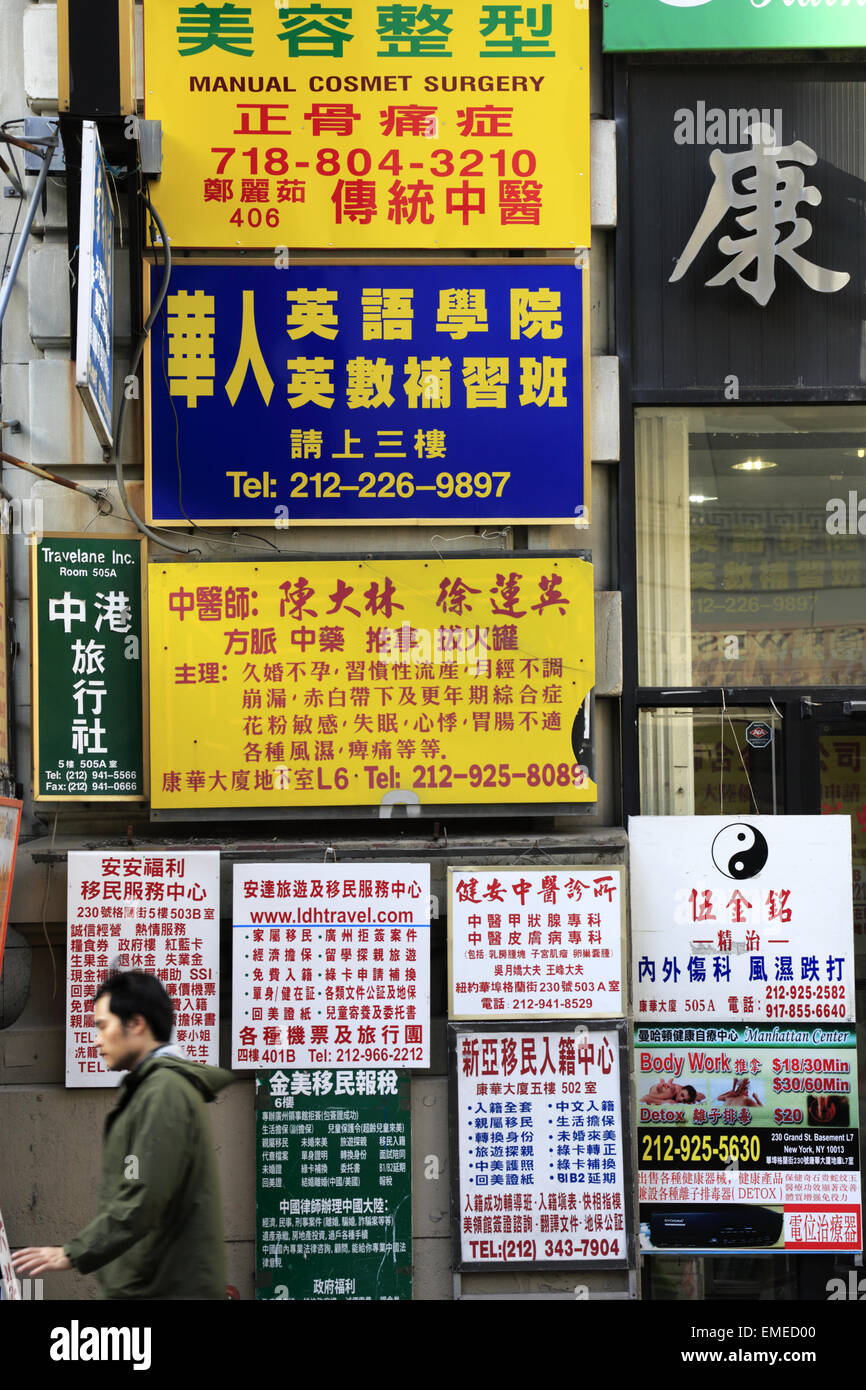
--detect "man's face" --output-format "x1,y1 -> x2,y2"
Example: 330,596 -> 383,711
94,994 -> 138,1071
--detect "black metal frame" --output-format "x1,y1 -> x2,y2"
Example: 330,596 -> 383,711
614,57 -> 641,823
605,46 -> 866,1304
612,52 -> 866,825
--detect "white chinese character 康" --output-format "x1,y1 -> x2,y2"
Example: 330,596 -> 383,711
670,123 -> 850,307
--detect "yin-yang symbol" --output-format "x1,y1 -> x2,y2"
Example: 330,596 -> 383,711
711,823 -> 769,880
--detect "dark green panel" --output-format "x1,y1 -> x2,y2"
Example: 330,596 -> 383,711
256,1069 -> 412,1301
33,537 -> 144,798
605,0 -> 866,53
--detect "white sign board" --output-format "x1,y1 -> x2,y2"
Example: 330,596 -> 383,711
630,816 -> 855,1024
454,1024 -> 629,1268
448,866 -> 624,1020
75,121 -> 114,447
66,850 -> 221,1086
232,862 -> 430,1069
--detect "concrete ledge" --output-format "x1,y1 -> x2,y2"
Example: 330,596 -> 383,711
27,242 -> 70,348
30,476 -> 145,535
595,590 -> 623,697
23,3 -> 57,114
27,358 -> 141,469
590,356 -> 619,462
590,120 -> 616,230
411,1079 -> 450,1239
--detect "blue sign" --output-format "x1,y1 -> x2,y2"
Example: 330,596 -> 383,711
146,262 -> 587,526
75,122 -> 114,447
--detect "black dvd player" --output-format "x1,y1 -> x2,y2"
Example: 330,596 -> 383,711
648,1205 -> 784,1249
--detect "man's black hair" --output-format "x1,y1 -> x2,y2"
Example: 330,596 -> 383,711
93,970 -> 174,1044
682,1085 -> 697,1103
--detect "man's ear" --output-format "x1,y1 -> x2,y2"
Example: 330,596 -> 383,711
124,1012 -> 149,1037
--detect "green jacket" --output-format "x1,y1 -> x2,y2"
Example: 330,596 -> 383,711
64,1053 -> 235,1300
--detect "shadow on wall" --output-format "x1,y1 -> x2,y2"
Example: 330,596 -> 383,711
0,926 -> 31,1028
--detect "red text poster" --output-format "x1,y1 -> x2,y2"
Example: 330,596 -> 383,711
448,865 -> 623,1019
65,850 -> 220,1085
452,1023 -> 630,1269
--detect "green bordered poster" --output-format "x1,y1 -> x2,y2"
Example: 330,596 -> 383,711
256,1068 -> 412,1300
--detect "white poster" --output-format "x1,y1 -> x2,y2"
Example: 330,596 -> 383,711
454,1024 -> 629,1268
232,862 -> 430,1069
636,1023 -> 862,1256
66,850 -> 220,1086
448,866 -> 624,1020
74,121 -> 114,447
630,816 -> 855,1024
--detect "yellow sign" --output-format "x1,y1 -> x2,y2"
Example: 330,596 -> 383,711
148,556 -> 596,810
143,0 -> 589,249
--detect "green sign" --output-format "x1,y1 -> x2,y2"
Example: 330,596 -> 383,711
604,0 -> 866,52
31,535 -> 145,799
256,1069 -> 412,1301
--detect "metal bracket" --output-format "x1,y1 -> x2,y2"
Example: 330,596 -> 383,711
138,119 -> 162,178
23,118 -> 66,173
0,128 -> 59,331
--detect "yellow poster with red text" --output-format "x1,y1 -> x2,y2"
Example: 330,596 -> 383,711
148,556 -> 595,810
143,0 -> 589,249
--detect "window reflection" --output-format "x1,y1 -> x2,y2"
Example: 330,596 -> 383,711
637,407 -> 866,688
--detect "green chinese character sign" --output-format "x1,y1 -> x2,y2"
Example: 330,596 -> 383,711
604,0 -> 866,52
31,535 -> 146,800
256,1069 -> 412,1300
177,2 -> 255,56
171,2 -> 559,60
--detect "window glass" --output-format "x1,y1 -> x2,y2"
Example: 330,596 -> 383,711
639,708 -> 783,817
637,407 -> 866,688
820,727 -> 866,971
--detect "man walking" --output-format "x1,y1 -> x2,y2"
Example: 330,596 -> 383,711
13,970 -> 235,1299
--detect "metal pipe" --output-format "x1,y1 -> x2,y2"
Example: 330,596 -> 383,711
0,449 -> 106,502
0,129 -> 58,330
0,132 -> 55,155
112,190 -> 198,556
